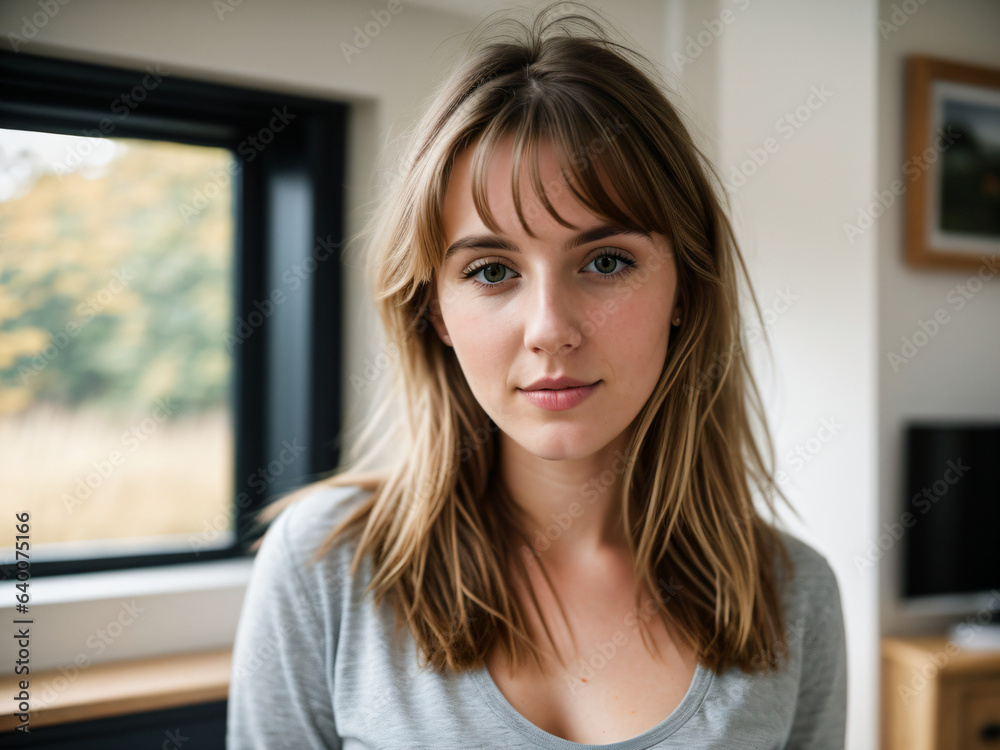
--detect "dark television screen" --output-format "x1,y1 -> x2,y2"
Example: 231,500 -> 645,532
902,423 -> 1000,599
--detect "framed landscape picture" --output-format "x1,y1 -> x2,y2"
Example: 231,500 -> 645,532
904,56 -> 1000,270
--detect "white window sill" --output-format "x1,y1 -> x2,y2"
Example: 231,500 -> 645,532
1,557 -> 254,673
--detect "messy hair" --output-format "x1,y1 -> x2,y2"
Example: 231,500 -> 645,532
258,1 -> 797,676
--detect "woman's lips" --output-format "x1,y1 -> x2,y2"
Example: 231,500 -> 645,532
519,382 -> 600,411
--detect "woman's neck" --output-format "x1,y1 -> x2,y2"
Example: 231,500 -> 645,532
498,431 -> 634,568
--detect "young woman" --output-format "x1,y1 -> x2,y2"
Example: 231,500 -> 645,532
227,4 -> 847,748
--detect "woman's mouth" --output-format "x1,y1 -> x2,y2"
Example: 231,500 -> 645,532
519,382 -> 600,411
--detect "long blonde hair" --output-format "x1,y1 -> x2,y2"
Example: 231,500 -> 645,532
257,1 -> 798,677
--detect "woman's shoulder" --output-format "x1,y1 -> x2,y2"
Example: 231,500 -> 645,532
245,484 -> 377,620
260,483 -> 374,569
275,483 -> 372,538
772,527 -> 844,620
774,527 -> 836,575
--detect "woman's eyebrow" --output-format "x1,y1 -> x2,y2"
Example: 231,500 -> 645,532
443,224 -> 652,260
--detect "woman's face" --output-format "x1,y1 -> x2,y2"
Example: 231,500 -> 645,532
431,135 -> 680,462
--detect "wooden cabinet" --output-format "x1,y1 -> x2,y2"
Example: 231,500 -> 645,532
882,636 -> 1000,750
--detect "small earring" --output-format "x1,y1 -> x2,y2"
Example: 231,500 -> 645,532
672,316 -> 681,326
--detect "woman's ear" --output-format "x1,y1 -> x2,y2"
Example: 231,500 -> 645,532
428,295 -> 453,347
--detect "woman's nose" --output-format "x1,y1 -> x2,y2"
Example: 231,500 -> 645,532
521,276 -> 583,355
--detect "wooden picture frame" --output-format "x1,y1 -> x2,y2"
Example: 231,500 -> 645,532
904,56 -> 1000,271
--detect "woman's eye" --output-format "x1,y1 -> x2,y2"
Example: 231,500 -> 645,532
586,254 -> 632,275
461,251 -> 636,287
464,262 -> 515,285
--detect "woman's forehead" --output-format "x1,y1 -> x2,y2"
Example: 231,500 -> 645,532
444,132 -> 631,240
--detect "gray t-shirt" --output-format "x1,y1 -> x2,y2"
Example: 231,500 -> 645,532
227,485 -> 847,749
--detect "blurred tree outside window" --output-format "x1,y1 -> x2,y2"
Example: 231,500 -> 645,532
0,129 -> 234,561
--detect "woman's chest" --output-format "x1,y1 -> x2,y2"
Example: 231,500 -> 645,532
487,640 -> 697,744
485,563 -> 700,744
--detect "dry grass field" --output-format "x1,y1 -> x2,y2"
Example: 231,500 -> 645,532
0,403 -> 232,552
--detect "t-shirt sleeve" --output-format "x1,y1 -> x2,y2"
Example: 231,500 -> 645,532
226,502 -> 341,750
785,550 -> 848,749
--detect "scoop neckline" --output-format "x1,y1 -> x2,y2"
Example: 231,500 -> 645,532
468,655 -> 712,749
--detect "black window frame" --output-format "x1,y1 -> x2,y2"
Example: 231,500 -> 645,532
0,50 -> 347,577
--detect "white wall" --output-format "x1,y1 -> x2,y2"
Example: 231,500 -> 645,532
875,0 -> 1000,636
664,2 -> 881,749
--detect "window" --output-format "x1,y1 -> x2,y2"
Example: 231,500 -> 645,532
0,50 -> 347,576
